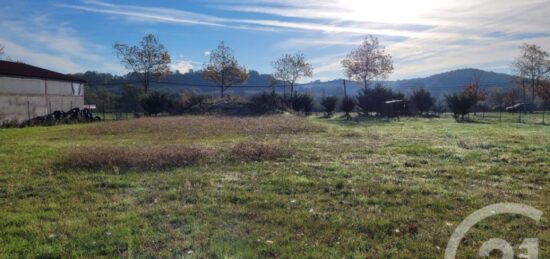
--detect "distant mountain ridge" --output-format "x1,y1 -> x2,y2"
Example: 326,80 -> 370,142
300,68 -> 516,98
76,68 -> 517,98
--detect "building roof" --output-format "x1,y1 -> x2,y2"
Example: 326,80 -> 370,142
0,60 -> 86,83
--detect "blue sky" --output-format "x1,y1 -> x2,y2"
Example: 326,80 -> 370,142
1,0 -> 549,81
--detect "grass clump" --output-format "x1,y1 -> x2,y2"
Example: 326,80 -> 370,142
58,145 -> 214,170
83,115 -> 325,137
229,142 -> 294,162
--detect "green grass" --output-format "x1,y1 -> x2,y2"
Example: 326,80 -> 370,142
0,113 -> 548,258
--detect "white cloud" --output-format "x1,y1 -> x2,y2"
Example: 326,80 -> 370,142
15,0 -> 550,79
59,1 -> 418,37
170,60 -> 194,73
0,38 -> 86,73
0,10 -> 123,74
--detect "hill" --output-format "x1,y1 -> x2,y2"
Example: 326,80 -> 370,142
300,68 -> 517,98
75,68 -> 517,99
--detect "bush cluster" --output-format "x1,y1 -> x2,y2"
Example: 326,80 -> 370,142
291,93 -> 314,114
321,96 -> 339,115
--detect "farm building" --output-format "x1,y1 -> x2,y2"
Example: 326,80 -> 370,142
0,60 -> 86,123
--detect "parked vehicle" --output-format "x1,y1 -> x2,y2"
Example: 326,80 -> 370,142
505,103 -> 535,113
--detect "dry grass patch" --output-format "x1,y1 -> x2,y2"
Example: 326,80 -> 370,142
83,115 -> 325,138
229,142 -> 294,162
58,145 -> 214,170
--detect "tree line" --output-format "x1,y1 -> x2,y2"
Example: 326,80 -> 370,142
4,34 -> 548,122
106,33 -> 550,121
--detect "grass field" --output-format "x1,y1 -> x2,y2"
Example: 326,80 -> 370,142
0,113 -> 548,258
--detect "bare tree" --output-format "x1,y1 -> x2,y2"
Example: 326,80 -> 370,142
114,34 -> 171,94
0,44 -> 4,59
512,43 -> 550,104
272,53 -> 313,98
341,35 -> 394,89
203,41 -> 248,98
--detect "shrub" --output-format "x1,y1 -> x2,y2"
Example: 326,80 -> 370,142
341,96 -> 356,119
249,91 -> 286,113
1,120 -> 21,128
321,96 -> 339,115
59,145 -> 213,170
165,93 -> 184,115
291,93 -> 314,114
183,91 -> 210,109
357,84 -> 403,115
445,84 -> 485,120
410,88 -> 435,115
116,85 -> 143,113
230,142 -> 293,161
141,91 -> 169,115
302,95 -> 314,114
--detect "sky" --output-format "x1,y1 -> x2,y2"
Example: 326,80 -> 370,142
1,0 -> 550,82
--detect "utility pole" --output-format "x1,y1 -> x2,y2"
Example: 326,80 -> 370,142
343,79 -> 348,98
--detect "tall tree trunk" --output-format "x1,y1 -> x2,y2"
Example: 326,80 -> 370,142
532,78 -> 536,104
522,79 -> 527,114
221,73 -> 225,98
144,71 -> 150,94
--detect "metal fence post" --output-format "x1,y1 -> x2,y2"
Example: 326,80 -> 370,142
27,101 -> 31,125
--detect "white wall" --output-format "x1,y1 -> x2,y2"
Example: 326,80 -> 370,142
0,75 -> 85,122
0,76 -> 45,95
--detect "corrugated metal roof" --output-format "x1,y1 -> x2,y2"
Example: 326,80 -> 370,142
0,60 -> 86,83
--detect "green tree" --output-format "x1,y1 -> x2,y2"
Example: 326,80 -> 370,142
117,85 -> 143,113
321,96 -> 339,116
141,91 -> 169,115
445,84 -> 485,120
410,88 -> 435,115
341,96 -> 356,120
